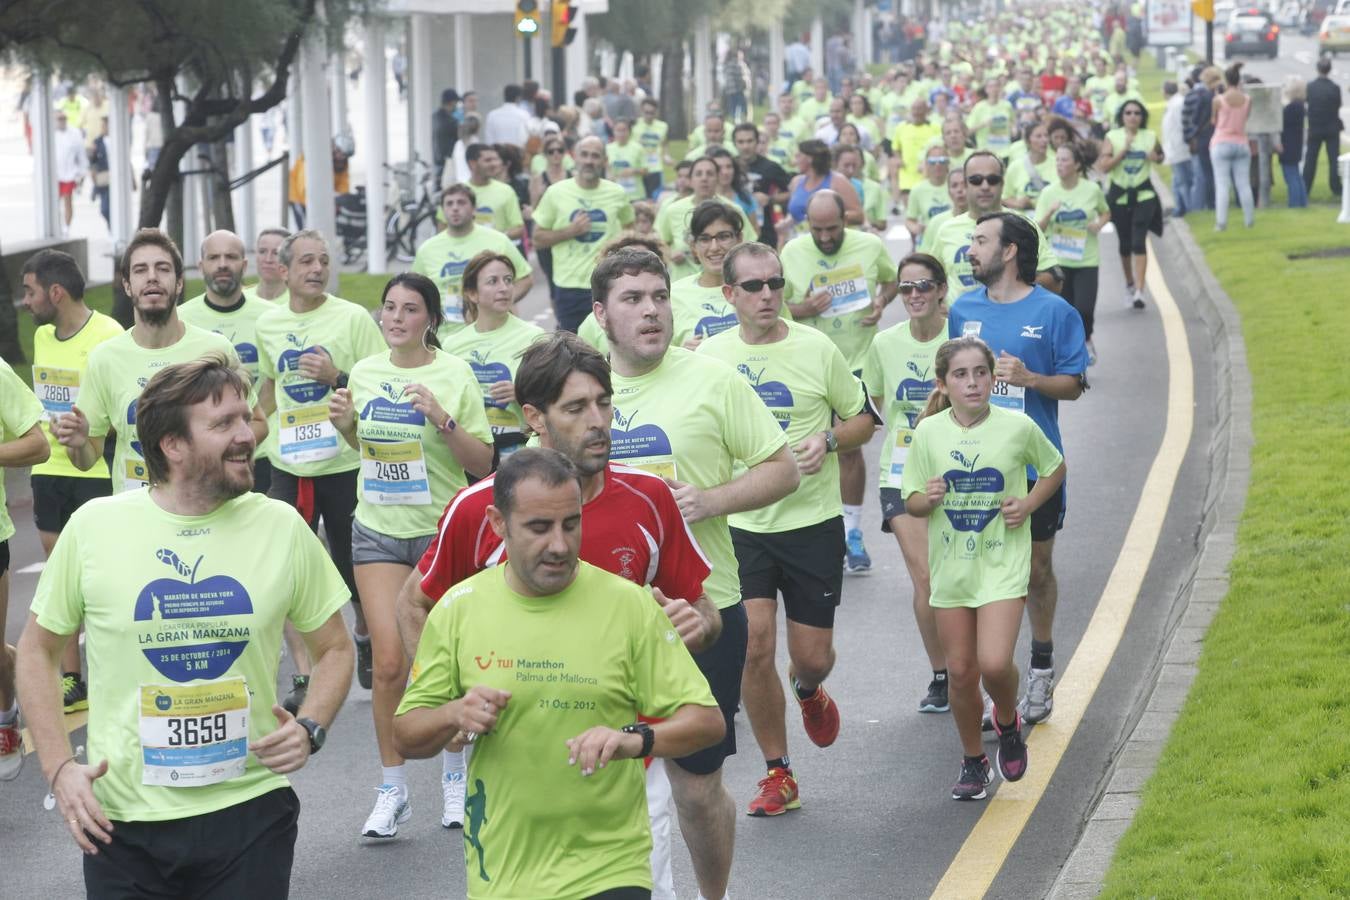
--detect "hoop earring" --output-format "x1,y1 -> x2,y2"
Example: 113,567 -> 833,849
423,326 -> 435,354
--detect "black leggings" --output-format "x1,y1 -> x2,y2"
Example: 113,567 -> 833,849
269,467 -> 361,607
1110,195 -> 1158,257
1059,266 -> 1099,340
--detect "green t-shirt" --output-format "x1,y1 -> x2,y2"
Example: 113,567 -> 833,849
654,193 -> 737,283
30,489 -> 348,821
969,100 -> 1015,151
0,359 -> 44,540
1085,76 -> 1113,121
608,347 -> 787,609
442,315 -> 547,441
765,136 -> 795,168
780,228 -> 898,371
1103,89 -> 1144,126
347,350 -> 492,538
577,312 -> 610,356
919,208 -> 956,253
606,140 -> 648,200
669,274 -> 792,349
413,226 -> 530,338
899,405 -> 1063,608
862,321 -> 945,490
891,121 -> 942,190
398,562 -> 717,899
930,209 -> 1059,301
634,118 -> 669,170
468,178 -> 524,235
1105,128 -> 1157,194
1035,178 -> 1110,268
773,114 -> 809,147
1006,154 -> 1056,206
533,177 -> 635,289
255,296 -> 387,477
699,322 -> 865,532
180,294 -> 278,462
905,179 -> 952,231
30,309 -> 123,479
80,325 -> 240,493
798,97 -> 832,129
861,176 -> 887,227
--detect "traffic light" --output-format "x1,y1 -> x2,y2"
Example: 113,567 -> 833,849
1191,0 -> 1214,21
551,2 -> 578,48
515,0 -> 540,36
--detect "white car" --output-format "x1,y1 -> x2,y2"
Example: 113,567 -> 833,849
1274,1 -> 1303,26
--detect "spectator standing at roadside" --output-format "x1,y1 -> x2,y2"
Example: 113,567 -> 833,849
1161,80 -> 1193,217
1183,66 -> 1220,210
483,85 -> 531,150
1303,57 -> 1343,200
1210,63 -> 1255,231
1279,77 -> 1309,209
433,89 -> 461,175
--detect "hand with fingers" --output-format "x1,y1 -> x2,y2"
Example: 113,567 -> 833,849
52,758 -> 114,855
249,705 -> 311,775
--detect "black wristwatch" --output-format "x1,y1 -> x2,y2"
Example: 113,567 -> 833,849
622,722 -> 655,758
333,372 -> 349,390
297,717 -> 327,755
823,429 -> 839,453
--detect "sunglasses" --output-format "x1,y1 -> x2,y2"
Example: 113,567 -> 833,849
545,147 -> 565,155
899,279 -> 939,295
927,155 -> 949,164
734,276 -> 786,293
966,174 -> 1003,187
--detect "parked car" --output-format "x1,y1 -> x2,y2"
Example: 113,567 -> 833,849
1225,8 -> 1281,58
1319,13 -> 1350,52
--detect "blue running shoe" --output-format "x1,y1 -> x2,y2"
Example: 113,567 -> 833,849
844,528 -> 871,575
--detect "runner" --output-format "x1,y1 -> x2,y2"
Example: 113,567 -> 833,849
782,140 -> 864,238
834,144 -> 887,232
255,229 -> 387,692
890,99 -> 940,210
328,271 -> 493,839
901,335 -> 1065,799
699,242 -> 878,817
394,448 -> 725,900
919,167 -> 967,254
443,252 -> 547,460
412,184 -> 532,341
250,227 -> 292,302
17,353 -> 354,893
594,246 -> 800,900
0,357 -> 49,779
397,332 -> 719,894
904,145 -> 953,244
20,249 -> 121,716
947,213 -> 1089,727
465,143 -> 525,241
1036,142 -> 1110,364
53,229 -> 261,495
654,156 -> 733,283
669,201 -> 755,351
730,123 -> 792,246
607,118 -> 648,202
1004,122 -> 1054,211
862,252 -> 951,714
532,135 -> 635,332
1098,98 -> 1162,310
780,190 -> 898,575
968,77 -> 1015,155
636,98 -> 670,199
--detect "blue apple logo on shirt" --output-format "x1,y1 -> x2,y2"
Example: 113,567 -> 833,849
439,256 -> 468,283
610,408 -> 673,459
737,364 -> 794,431
896,360 -> 935,427
277,333 -> 333,403
940,449 -> 1005,532
573,207 -> 608,244
1056,208 -> 1088,227
695,303 -> 738,339
135,548 -> 253,682
469,352 -> 513,410
235,342 -> 259,366
359,381 -> 425,426
953,245 -> 977,288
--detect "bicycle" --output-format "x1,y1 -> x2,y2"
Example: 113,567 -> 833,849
335,155 -> 441,265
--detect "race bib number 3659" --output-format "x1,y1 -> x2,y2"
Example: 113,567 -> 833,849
139,677 -> 250,787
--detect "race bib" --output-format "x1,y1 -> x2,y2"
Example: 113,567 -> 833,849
139,677 -> 249,787
124,458 -> 150,492
443,294 -> 465,325
486,404 -> 521,436
1051,228 -> 1087,262
990,380 -> 1026,413
812,263 -> 872,318
886,427 -> 914,486
279,405 -> 340,465
32,366 -> 80,421
360,439 -> 431,505
631,459 -> 678,481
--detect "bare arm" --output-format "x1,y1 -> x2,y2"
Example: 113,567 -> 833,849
565,702 -> 726,776
694,442 -> 800,520
511,272 -> 535,304
1028,372 -> 1085,401
0,424 -> 50,467
249,403 -> 269,448
833,408 -> 878,452
294,610 -> 355,725
394,684 -> 512,760
396,569 -> 436,660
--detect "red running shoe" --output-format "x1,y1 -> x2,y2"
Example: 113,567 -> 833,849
746,767 -> 800,817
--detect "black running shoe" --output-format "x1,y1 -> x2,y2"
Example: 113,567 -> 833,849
918,677 -> 949,713
952,755 -> 993,801
992,707 -> 1028,782
355,634 -> 373,690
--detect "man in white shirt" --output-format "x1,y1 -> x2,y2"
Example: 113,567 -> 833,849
53,112 -> 88,232
1160,80 -> 1193,218
483,84 -> 532,149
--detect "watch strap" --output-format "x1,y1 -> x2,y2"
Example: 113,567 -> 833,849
623,722 -> 655,758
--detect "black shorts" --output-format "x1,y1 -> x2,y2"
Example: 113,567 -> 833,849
31,474 -> 112,534
671,602 -> 747,776
730,517 -> 845,629
252,456 -> 273,497
1028,478 -> 1067,542
83,787 -> 299,898
879,487 -> 910,533
0,539 -> 9,576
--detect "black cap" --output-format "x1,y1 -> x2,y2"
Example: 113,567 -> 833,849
442,88 -> 460,105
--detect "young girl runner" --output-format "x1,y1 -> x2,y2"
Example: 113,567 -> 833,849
900,335 -> 1066,800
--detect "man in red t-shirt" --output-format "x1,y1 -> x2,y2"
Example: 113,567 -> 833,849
396,332 -> 718,899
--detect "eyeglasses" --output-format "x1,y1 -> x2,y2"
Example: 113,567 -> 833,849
1122,109 -> 1143,116
898,279 -> 940,295
694,230 -> 740,246
966,174 -> 1003,187
927,155 -> 949,164
734,276 -> 786,293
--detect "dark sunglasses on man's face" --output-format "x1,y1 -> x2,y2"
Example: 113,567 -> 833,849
966,174 -> 1003,187
898,279 -> 939,295
735,277 -> 786,293
545,147 -> 565,155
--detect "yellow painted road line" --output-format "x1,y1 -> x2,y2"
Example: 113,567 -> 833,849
931,246 -> 1195,899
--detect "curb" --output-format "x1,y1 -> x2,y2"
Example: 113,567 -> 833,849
1045,207 -> 1254,898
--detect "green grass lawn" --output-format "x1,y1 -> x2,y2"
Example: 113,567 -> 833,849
1100,207 -> 1350,896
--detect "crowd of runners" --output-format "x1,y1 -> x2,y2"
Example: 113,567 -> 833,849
0,3 -> 1212,897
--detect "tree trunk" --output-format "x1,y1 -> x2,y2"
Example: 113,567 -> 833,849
661,39 -> 688,139
0,239 -> 25,365
209,134 -> 235,232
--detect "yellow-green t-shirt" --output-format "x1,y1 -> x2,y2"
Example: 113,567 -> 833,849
607,140 -> 648,200
634,118 -> 669,170
891,121 -> 942,191
30,489 -> 348,821
533,177 -> 635,290
699,322 -> 866,532
442,315 -> 548,442
654,193 -> 737,283
398,561 -> 717,900
798,96 -> 831,128
969,99 -> 1015,151
30,309 -> 123,479
347,350 -> 492,538
780,228 -> 898,371
180,293 -> 277,463
930,209 -> 1059,301
669,273 -> 791,348
1006,154 -> 1056,206
861,176 -> 888,226
608,347 -> 787,609
0,359 -> 45,540
577,313 -> 610,356
1035,178 -> 1110,268
255,296 -> 387,477
468,178 -> 525,235
80,325 -> 240,493
919,208 -> 956,253
412,226 -> 530,338
899,405 -> 1063,608
905,180 -> 952,231
1105,128 -> 1157,194
862,321 -> 945,490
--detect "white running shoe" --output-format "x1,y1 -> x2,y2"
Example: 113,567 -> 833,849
361,784 -> 411,838
441,772 -> 466,829
1018,666 -> 1056,724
